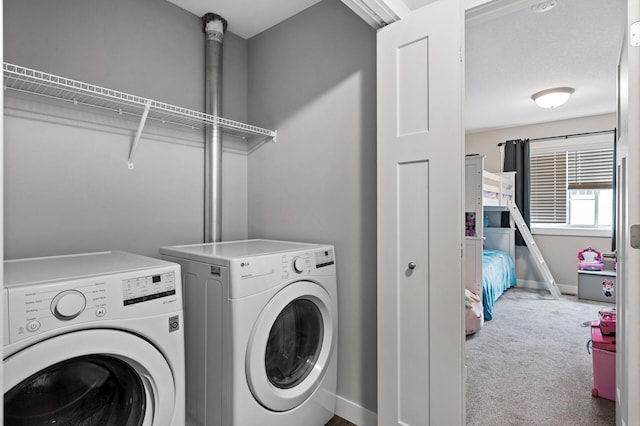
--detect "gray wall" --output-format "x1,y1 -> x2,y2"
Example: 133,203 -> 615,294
466,114 -> 615,292
4,0 -> 377,414
4,0 -> 249,259
4,0 -> 203,111
247,0 -> 378,413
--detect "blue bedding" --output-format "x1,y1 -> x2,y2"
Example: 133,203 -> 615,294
482,249 -> 517,320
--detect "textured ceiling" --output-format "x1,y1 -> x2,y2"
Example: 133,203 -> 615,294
167,0 -> 626,132
465,0 -> 626,132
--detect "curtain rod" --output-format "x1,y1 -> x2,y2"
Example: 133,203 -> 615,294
496,129 -> 616,146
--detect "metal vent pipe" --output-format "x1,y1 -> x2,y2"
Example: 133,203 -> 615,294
202,13 -> 227,243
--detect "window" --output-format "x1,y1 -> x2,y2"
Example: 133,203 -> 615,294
529,132 -> 614,229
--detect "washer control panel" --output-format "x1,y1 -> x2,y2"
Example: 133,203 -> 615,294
281,253 -> 310,279
292,256 -> 306,273
314,248 -> 335,269
51,289 -> 87,320
5,268 -> 178,345
122,272 -> 176,306
7,280 -> 109,343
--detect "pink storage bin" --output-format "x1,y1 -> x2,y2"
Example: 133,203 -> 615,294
591,347 -> 616,401
599,308 -> 616,335
591,325 -> 616,351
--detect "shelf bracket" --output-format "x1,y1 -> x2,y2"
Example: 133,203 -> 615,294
246,131 -> 277,154
128,99 -> 152,169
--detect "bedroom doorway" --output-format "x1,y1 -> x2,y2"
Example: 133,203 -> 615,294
463,0 -> 630,424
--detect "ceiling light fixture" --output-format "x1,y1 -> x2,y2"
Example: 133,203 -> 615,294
531,87 -> 575,108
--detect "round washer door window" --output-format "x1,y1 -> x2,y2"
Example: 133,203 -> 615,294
4,329 -> 177,426
246,281 -> 335,412
5,355 -> 146,426
265,298 -> 324,390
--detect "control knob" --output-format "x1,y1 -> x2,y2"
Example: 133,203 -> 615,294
292,257 -> 306,274
51,290 -> 86,321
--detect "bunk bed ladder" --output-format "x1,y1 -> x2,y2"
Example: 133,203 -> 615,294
507,201 -> 562,299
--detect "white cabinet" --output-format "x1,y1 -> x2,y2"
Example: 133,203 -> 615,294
578,270 -> 616,303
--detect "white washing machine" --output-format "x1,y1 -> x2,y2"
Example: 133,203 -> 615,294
3,250 -> 186,426
160,239 -> 338,426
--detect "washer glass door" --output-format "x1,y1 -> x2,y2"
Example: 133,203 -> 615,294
5,355 -> 145,426
246,280 -> 335,412
4,329 -> 177,426
265,298 -> 323,389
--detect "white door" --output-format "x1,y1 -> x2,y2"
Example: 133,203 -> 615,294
616,5 -> 640,425
377,0 -> 464,424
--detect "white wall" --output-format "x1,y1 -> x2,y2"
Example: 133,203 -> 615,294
4,0 -> 249,259
466,113 -> 616,293
247,0 -> 378,418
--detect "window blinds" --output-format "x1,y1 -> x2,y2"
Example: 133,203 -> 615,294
567,149 -> 614,190
531,152 -> 567,223
529,132 -> 614,224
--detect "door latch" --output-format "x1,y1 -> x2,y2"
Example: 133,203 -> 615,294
631,21 -> 640,47
631,224 -> 640,249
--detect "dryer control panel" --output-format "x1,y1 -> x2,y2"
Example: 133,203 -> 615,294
229,246 -> 336,299
281,248 -> 335,278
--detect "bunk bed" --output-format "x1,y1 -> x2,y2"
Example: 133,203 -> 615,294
465,155 -> 517,331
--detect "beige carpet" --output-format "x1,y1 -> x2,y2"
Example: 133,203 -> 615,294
465,288 -> 616,426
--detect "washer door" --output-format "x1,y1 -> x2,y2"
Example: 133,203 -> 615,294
4,329 -> 176,426
246,280 -> 335,412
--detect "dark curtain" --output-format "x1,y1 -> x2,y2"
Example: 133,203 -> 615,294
502,139 -> 530,246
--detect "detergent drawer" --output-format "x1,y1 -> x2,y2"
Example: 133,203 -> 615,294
578,270 -> 616,303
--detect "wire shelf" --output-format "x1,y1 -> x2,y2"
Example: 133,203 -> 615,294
3,62 -> 277,141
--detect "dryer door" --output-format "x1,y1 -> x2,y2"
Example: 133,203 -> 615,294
4,329 -> 176,426
246,280 -> 336,412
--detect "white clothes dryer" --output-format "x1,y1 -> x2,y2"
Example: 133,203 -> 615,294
3,251 -> 185,426
160,239 -> 338,426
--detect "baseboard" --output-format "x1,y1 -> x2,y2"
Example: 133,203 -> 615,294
517,279 -> 577,296
335,395 -> 377,426
557,283 -> 578,296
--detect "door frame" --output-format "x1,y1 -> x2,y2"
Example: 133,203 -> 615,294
615,2 -> 640,424
462,2 -> 638,426
372,0 -> 637,424
463,1 -> 638,425
1,0 -> 5,419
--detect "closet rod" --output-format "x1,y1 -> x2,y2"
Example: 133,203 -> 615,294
496,129 -> 615,146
